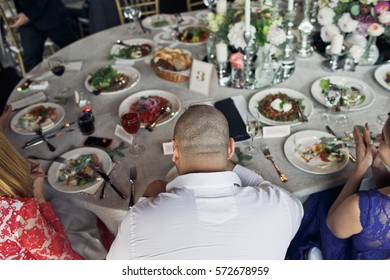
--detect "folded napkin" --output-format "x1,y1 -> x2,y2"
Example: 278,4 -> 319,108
10,91 -> 48,111
214,96 -> 250,142
27,60 -> 83,80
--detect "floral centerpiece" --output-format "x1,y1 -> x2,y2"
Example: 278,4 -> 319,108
317,0 -> 390,64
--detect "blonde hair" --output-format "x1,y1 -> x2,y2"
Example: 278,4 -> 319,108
384,117 -> 390,148
0,129 -> 33,197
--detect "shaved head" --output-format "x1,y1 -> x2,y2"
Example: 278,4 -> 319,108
173,105 -> 230,161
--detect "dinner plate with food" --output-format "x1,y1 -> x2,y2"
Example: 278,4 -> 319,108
173,26 -> 210,46
248,88 -> 313,126
118,89 -> 181,128
110,38 -> 154,62
47,147 -> 112,194
311,76 -> 375,111
374,64 -> 390,91
84,65 -> 140,95
284,130 -> 349,175
142,14 -> 177,30
10,102 -> 65,135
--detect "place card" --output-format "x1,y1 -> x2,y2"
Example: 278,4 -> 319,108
162,142 -> 174,155
262,125 -> 291,138
114,125 -> 134,144
10,91 -> 48,111
189,59 -> 217,96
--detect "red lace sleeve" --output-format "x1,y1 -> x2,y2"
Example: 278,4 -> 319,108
19,199 -> 83,260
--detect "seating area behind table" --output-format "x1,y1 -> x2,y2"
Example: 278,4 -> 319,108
2,1 -> 390,259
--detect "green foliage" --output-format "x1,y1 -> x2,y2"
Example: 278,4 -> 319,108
106,142 -> 126,159
235,147 -> 252,166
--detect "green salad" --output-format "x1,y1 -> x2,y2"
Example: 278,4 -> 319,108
89,66 -> 119,90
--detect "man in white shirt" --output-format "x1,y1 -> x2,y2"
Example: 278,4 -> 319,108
107,105 -> 303,260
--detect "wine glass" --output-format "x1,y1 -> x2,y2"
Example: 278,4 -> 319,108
320,84 -> 341,125
336,82 -> 362,127
123,6 -> 143,34
121,110 -> 145,155
203,0 -> 217,11
47,57 -> 69,96
245,114 -> 260,155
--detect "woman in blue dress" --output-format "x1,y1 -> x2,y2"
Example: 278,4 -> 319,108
287,115 -> 390,260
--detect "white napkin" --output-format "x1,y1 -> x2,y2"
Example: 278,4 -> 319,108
10,91 -> 48,111
114,59 -> 135,67
27,60 -> 83,80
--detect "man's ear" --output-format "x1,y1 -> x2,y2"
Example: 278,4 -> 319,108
172,140 -> 179,163
227,137 -> 235,160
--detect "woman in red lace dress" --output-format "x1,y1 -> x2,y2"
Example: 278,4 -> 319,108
0,129 -> 83,260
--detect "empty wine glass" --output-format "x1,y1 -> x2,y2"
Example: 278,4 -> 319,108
320,84 -> 341,125
47,56 -> 70,96
337,82 -> 362,127
245,114 -> 260,155
123,6 -> 143,34
203,0 -> 217,11
121,110 -> 145,155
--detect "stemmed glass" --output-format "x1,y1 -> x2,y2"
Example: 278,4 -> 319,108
121,110 -> 145,155
245,114 -> 260,155
47,57 -> 69,96
123,6 -> 143,34
203,0 -> 217,11
320,84 -> 341,125
336,82 -> 362,127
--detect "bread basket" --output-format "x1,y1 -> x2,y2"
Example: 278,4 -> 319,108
150,60 -> 190,83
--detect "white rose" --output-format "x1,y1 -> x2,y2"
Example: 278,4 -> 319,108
228,22 -> 256,50
349,45 -> 365,60
367,23 -> 385,37
378,11 -> 390,25
320,24 -> 340,42
337,13 -> 359,33
317,7 -> 335,26
267,26 -> 286,46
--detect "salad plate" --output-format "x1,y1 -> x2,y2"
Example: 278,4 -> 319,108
47,147 -> 112,194
118,89 -> 181,128
84,65 -> 140,95
311,76 -> 375,111
110,38 -> 155,62
248,88 -> 313,126
284,130 -> 349,175
374,64 -> 390,91
172,26 -> 210,46
142,14 -> 177,30
10,102 -> 65,135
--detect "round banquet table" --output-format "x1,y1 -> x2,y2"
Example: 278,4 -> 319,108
4,10 -> 390,235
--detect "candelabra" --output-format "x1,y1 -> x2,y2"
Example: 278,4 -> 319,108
217,62 -> 230,86
243,31 -> 255,89
322,53 -> 344,72
280,10 -> 296,80
295,0 -> 314,58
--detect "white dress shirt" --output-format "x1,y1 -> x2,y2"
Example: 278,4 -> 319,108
107,165 -> 303,260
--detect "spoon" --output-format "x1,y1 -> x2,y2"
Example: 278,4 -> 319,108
116,40 -> 131,48
145,107 -> 172,132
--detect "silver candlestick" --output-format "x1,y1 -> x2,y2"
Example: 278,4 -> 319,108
243,30 -> 255,89
280,10 -> 296,80
322,53 -> 344,72
295,0 -> 314,58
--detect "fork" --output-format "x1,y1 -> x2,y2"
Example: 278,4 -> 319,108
261,145 -> 288,183
35,123 -> 56,152
129,166 -> 137,207
294,100 -> 308,123
99,161 -> 119,200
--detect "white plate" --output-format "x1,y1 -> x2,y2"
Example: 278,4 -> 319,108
85,65 -> 140,95
374,64 -> 390,91
311,76 -> 375,111
47,147 -> 112,194
284,130 -> 349,175
10,102 -> 65,135
195,10 -> 209,23
177,15 -> 199,26
110,38 -> 155,62
248,87 -> 314,126
173,25 -> 210,46
118,89 -> 181,128
142,14 -> 177,30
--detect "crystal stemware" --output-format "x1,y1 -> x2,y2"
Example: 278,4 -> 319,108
203,0 -> 217,11
47,56 -> 70,96
121,110 -> 145,155
337,82 -> 362,127
123,6 -> 143,34
320,84 -> 341,125
245,114 -> 260,155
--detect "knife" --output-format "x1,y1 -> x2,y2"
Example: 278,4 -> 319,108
325,125 -> 356,163
88,162 -> 127,200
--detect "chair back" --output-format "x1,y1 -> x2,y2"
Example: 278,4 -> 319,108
186,0 -> 206,11
115,0 -> 159,25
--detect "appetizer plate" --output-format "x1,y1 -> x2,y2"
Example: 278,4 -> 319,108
118,89 -> 181,128
110,38 -> 155,62
47,147 -> 112,194
142,14 -> 177,30
374,64 -> 390,91
84,65 -> 140,95
311,76 -> 375,111
10,102 -> 65,135
248,87 -> 314,126
173,25 -> 210,46
284,130 -> 349,175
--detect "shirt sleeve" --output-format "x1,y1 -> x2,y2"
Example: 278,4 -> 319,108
106,210 -> 134,260
233,164 -> 264,186
19,0 -> 50,23
18,199 -> 83,260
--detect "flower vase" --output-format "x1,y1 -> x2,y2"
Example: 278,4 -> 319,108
359,36 -> 379,66
255,48 -> 275,88
206,32 -> 218,65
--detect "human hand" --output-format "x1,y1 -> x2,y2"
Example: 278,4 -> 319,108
353,123 -> 373,171
9,13 -> 30,28
26,158 -> 46,203
142,180 -> 167,198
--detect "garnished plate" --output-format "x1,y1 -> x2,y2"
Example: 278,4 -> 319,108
47,147 -> 112,194
173,26 -> 209,46
10,102 -> 65,135
311,76 -> 375,111
84,65 -> 140,95
374,64 -> 390,91
142,14 -> 177,30
110,38 -> 154,62
118,90 -> 181,128
284,130 -> 349,175
248,88 -> 313,126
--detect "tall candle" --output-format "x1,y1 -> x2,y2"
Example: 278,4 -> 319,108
216,0 -> 227,14
216,41 -> 228,63
288,0 -> 294,12
330,34 -> 344,55
245,0 -> 251,32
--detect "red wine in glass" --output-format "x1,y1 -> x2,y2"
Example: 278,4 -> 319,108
51,65 -> 65,76
121,110 -> 145,155
48,57 -> 69,96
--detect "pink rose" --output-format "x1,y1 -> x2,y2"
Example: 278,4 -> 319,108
229,52 -> 243,70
